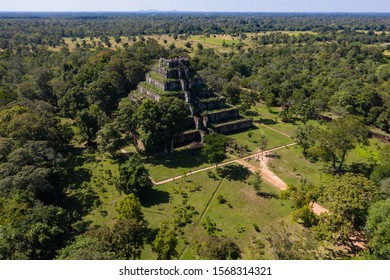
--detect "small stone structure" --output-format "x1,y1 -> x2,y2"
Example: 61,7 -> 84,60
132,57 -> 253,148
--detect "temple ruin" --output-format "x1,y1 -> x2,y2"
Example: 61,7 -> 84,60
131,57 -> 253,148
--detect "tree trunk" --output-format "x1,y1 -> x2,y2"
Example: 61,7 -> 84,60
332,154 -> 337,171
338,150 -> 347,172
170,138 -> 174,153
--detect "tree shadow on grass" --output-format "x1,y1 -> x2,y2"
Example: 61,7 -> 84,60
145,228 -> 160,243
257,191 -> 278,199
141,188 -> 170,208
346,162 -> 374,178
111,152 -> 131,165
61,146 -> 100,221
245,110 -> 259,116
145,149 -> 209,170
255,118 -> 278,125
217,164 -> 251,181
62,180 -> 100,217
72,220 -> 93,235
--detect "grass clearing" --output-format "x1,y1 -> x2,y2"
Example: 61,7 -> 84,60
262,145 -> 330,187
68,152 -> 122,230
263,138 -> 386,188
141,168 -> 295,259
243,103 -> 300,136
229,125 -> 294,153
144,149 -> 212,182
52,33 -> 256,54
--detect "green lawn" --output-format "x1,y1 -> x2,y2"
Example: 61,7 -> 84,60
261,145 -> 331,187
144,149 -> 213,182
228,125 -> 294,153
243,103 -> 301,136
140,168 -> 295,260
68,152 -> 123,230
263,138 -> 386,188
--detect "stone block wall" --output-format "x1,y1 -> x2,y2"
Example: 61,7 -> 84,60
160,58 -> 190,69
138,85 -> 161,101
174,130 -> 201,146
153,66 -> 179,79
204,108 -> 240,123
212,119 -> 253,134
146,76 -> 181,91
198,98 -> 226,111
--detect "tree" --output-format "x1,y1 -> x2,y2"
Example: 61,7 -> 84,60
114,98 -> 140,144
110,218 -> 147,260
0,193 -> 70,260
76,105 -> 108,144
0,86 -> 17,106
222,80 -> 241,105
293,124 -> 319,156
366,199 -> 390,259
202,216 -> 218,236
197,236 -> 241,260
116,154 -> 153,198
292,205 -> 318,228
135,99 -> 162,153
133,97 -> 190,153
152,221 -> 178,260
58,86 -> 87,118
202,133 -> 229,168
371,144 -> 390,185
56,236 -> 113,260
0,106 -> 71,149
259,132 -> 268,156
316,173 -> 379,242
96,122 -> 121,156
252,171 -> 262,195
314,116 -> 369,172
86,76 -> 123,116
0,141 -> 63,203
115,194 -> 145,222
159,97 -> 190,153
265,222 -> 321,260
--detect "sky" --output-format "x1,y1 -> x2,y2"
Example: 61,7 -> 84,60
0,0 -> 389,13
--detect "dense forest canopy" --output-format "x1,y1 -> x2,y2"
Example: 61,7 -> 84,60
0,12 -> 389,260
0,12 -> 390,47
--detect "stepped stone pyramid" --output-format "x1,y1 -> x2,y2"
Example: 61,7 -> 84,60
132,57 -> 253,147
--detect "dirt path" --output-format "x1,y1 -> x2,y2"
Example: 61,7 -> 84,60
255,122 -> 292,138
237,158 -> 287,191
238,156 -> 328,215
154,143 -> 296,185
120,143 -> 328,215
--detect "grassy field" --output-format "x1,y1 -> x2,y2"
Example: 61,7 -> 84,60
140,168 -> 296,259
228,124 -> 294,153
263,138 -> 386,188
53,31 -> 319,54
243,102 -> 301,136
67,151 -> 123,230
71,148 -> 298,260
144,149 -> 214,182
54,34 -> 253,54
261,145 -> 331,187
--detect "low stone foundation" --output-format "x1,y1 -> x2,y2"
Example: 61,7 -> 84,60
174,130 -> 201,146
138,85 -> 161,101
212,119 -> 253,134
204,108 -> 240,123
